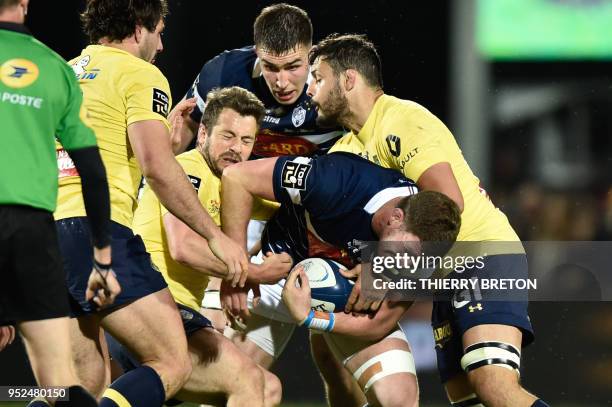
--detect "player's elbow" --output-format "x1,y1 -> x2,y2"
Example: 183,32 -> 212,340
167,235 -> 190,265
221,162 -> 246,187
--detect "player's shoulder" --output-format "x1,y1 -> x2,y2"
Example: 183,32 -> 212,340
176,149 -> 204,169
12,35 -> 75,80
81,45 -> 168,86
379,94 -> 429,117
203,45 -> 256,72
376,94 -> 443,132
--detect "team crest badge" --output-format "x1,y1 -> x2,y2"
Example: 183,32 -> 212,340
291,105 -> 306,127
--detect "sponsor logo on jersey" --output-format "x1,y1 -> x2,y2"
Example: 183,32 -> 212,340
208,200 -> 220,217
291,105 -> 307,127
252,132 -> 318,157
0,59 -> 39,88
71,55 -> 99,80
433,320 -> 453,349
385,134 -> 401,157
187,175 -> 201,191
281,161 -> 311,191
152,88 -> 169,117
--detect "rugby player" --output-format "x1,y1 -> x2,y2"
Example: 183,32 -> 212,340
0,0 -> 117,405
52,1 -> 247,406
306,33 -> 548,407
170,3 -> 342,157
106,86 -> 290,407
220,152 -> 461,407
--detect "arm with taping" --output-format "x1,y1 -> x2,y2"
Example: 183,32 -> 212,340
282,266 -> 411,341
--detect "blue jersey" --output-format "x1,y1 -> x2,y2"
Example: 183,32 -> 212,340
185,46 -> 344,158
264,152 -> 418,265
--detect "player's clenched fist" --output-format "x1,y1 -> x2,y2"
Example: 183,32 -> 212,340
86,262 -> 121,309
209,233 -> 249,287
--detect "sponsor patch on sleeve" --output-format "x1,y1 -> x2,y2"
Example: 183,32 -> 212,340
280,161 -> 311,191
385,134 -> 401,157
187,175 -> 201,191
152,88 -> 169,117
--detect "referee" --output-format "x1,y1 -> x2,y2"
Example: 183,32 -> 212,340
0,0 -> 118,406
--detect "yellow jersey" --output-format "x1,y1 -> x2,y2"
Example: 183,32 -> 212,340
55,45 -> 171,228
330,94 -> 520,244
133,149 -> 278,310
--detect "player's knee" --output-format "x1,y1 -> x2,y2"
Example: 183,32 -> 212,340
155,351 -> 192,393
263,370 -> 282,406
236,361 -> 265,394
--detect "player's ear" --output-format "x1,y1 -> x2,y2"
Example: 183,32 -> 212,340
389,207 -> 405,227
134,25 -> 143,43
197,123 -> 208,145
343,69 -> 358,92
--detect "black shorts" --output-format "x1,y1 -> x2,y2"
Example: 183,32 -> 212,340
56,217 -> 168,317
0,205 -> 70,325
432,254 -> 535,383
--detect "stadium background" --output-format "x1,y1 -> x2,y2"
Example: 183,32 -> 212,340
1,0 -> 611,405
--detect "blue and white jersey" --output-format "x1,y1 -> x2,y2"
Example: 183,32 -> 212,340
185,46 -> 344,158
265,152 -> 419,265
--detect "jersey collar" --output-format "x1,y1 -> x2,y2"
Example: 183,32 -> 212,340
0,22 -> 31,35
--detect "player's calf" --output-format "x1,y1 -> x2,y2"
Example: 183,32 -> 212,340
310,333 -> 366,407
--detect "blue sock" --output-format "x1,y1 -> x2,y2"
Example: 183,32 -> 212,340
531,400 -> 550,407
100,365 -> 166,407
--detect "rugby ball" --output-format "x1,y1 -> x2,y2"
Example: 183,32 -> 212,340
296,258 -> 355,312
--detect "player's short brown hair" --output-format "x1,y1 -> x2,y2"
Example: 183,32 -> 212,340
201,86 -> 266,131
398,191 -> 461,244
309,33 -> 383,89
81,0 -> 168,43
253,3 -> 312,54
0,0 -> 20,12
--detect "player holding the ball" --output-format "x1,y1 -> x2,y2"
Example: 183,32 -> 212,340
221,151 -> 461,407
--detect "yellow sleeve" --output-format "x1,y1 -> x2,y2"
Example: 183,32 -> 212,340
122,65 -> 172,130
328,133 -> 363,154
251,198 -> 280,221
160,156 -> 208,218
379,106 -> 450,182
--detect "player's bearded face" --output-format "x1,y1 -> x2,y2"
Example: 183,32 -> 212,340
313,78 -> 350,128
199,109 -> 256,177
139,20 -> 164,63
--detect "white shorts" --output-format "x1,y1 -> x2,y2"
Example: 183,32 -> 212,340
240,280 -> 411,365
